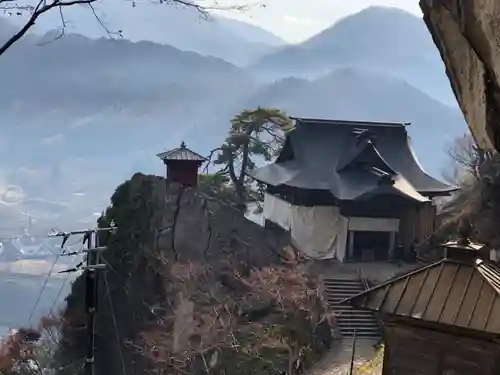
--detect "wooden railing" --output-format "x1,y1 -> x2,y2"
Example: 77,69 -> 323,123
358,267 -> 385,346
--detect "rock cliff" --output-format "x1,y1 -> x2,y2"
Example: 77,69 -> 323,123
55,173 -> 332,375
420,0 -> 500,152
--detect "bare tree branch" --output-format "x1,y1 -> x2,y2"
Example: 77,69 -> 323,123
35,4 -> 67,46
0,0 -> 96,56
0,0 -> 261,57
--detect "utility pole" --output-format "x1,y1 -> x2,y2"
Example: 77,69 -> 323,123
50,226 -> 115,375
83,229 -> 111,375
84,230 -> 97,375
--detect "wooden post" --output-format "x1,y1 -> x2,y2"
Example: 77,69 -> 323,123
349,329 -> 357,375
348,231 -> 355,261
388,232 -> 396,260
85,231 -> 96,375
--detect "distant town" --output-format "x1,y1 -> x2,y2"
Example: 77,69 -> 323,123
0,228 -> 82,261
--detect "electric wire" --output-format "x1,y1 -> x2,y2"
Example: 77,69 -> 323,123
104,271 -> 127,375
27,235 -> 85,324
48,237 -> 86,316
27,253 -> 61,324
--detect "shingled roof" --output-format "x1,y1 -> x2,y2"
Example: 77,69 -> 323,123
156,141 -> 207,162
343,256 -> 500,335
251,118 -> 456,200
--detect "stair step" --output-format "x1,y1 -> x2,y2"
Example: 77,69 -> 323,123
337,319 -> 378,324
331,306 -> 373,311
324,284 -> 364,290
339,327 -> 380,335
337,315 -> 378,324
342,334 -> 380,339
322,278 -> 381,341
324,280 -> 364,284
330,309 -> 372,314
326,296 -> 361,301
325,291 -> 362,295
341,332 -> 378,338
324,280 -> 364,285
338,323 -> 378,328
325,292 -> 363,297
337,317 -> 377,322
324,283 -> 364,288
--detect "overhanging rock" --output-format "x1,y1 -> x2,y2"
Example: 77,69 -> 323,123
420,0 -> 500,153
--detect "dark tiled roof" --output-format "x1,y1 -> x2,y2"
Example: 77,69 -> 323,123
252,117 -> 456,198
288,117 -> 411,127
343,258 -> 500,335
156,142 -> 207,162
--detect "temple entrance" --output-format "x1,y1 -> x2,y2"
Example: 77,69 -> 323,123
350,230 -> 392,261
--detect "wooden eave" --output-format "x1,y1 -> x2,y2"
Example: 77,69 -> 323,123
342,258 -> 500,336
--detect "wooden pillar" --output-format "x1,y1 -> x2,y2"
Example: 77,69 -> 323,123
348,230 -> 355,261
389,231 -> 396,260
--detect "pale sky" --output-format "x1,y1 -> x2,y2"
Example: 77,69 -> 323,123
215,0 -> 423,42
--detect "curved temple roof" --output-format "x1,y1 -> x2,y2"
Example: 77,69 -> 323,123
251,118 -> 456,201
157,141 -> 207,162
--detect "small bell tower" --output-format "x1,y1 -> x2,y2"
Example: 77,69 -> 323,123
156,141 -> 207,188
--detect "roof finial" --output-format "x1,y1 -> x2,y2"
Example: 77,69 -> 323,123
457,217 -> 472,246
180,141 -> 186,149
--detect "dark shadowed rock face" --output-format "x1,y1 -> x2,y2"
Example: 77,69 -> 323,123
420,0 -> 500,153
152,181 -> 289,270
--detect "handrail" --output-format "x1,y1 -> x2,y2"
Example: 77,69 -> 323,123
359,270 -> 385,343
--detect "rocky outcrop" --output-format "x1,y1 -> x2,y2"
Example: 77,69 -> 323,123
420,0 -> 500,152
56,173 -> 332,375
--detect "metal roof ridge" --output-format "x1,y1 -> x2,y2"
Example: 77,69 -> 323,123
340,259 -> 445,307
343,257 -> 500,311
156,146 -> 207,161
474,259 -> 500,295
290,116 -> 411,127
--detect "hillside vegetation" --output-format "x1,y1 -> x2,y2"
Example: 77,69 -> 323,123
53,174 -> 333,375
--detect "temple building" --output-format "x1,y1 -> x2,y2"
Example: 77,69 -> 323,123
344,239 -> 500,374
157,141 -> 207,188
251,117 -> 456,263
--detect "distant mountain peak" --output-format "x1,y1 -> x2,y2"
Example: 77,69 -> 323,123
357,5 -> 419,16
305,5 -> 427,50
215,16 -> 287,47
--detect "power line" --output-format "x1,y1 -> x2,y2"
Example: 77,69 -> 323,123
104,271 -> 127,375
28,236 -> 83,323
0,234 -> 57,241
0,225 -> 117,242
27,234 -> 87,324
48,237 -> 86,316
28,253 -> 62,324
25,228 -> 115,326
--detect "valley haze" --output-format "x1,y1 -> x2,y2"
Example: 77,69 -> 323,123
0,4 -> 466,331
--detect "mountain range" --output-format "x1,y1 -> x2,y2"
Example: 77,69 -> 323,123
251,6 -> 456,106
3,1 -> 287,66
0,5 -> 468,329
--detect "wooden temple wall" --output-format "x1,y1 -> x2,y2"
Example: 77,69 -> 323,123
399,202 -> 436,248
383,321 -> 500,375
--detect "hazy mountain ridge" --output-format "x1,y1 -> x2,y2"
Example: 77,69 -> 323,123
0,5 -> 468,329
0,6 -> 468,234
250,6 -> 456,106
1,2 -> 287,66
244,68 -> 465,170
0,8 -> 467,233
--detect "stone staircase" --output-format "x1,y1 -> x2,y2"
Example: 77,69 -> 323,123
323,277 -> 381,340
